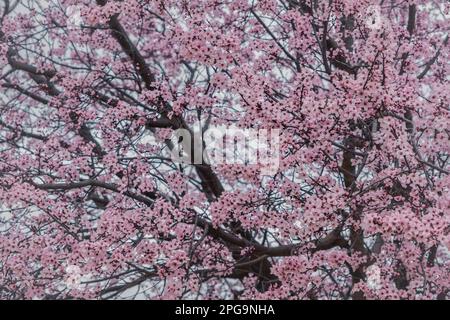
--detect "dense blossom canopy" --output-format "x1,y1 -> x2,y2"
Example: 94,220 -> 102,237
0,0 -> 449,300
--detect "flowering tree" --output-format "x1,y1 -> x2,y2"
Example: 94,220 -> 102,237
0,0 -> 449,300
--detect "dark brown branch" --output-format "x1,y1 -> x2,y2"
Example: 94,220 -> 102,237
418,35 -> 448,80
96,0 -> 155,90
